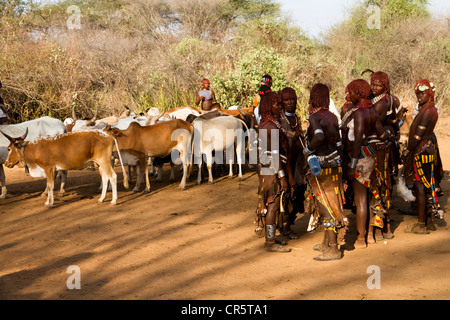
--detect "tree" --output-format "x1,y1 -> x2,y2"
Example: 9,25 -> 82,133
365,0 -> 430,20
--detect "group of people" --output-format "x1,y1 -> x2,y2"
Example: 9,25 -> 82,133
236,73 -> 445,261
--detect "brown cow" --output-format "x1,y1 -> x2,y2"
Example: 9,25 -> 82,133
210,104 -> 254,117
1,128 -> 126,207
105,119 -> 194,192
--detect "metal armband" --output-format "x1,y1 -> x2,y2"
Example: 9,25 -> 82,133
278,170 -> 286,179
303,145 -> 315,156
265,224 -> 277,239
314,129 -> 324,135
349,158 -> 358,169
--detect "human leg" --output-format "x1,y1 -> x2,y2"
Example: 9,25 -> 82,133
265,201 -> 291,252
353,180 -> 369,248
405,182 -> 429,234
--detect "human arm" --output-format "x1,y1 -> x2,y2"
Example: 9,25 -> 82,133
403,109 -> 436,158
303,115 -> 325,155
195,91 -> 203,106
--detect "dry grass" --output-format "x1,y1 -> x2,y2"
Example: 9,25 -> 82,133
0,1 -> 448,123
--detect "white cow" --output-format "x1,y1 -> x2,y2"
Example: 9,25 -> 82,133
191,113 -> 249,185
0,116 -> 67,199
166,106 -> 202,121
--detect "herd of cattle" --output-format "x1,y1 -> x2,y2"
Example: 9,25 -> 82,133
0,99 -> 414,207
0,104 -> 255,207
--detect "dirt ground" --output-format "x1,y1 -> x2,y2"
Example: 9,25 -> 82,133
1,126 -> 449,301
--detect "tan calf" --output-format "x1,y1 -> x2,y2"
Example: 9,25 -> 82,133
1,129 -> 123,207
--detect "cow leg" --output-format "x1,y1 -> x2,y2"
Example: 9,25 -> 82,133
206,151 -> 214,184
228,154 -> 234,178
41,170 -> 57,197
98,166 -> 108,203
109,169 -> 118,205
133,165 -> 142,192
178,150 -> 188,190
140,154 -> 151,193
57,170 -> 67,196
236,141 -> 244,181
144,165 -> 150,193
97,163 -> 118,205
45,168 -> 55,207
169,161 -> 175,183
0,164 -> 6,199
148,157 -> 155,176
196,159 -> 203,185
155,165 -> 163,183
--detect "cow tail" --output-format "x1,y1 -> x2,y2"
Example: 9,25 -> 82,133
236,118 -> 251,152
188,127 -> 195,177
114,138 -> 129,189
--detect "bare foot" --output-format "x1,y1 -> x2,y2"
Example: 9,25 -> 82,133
355,238 -> 367,249
265,242 -> 291,253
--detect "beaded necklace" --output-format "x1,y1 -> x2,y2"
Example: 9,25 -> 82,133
371,93 -> 386,105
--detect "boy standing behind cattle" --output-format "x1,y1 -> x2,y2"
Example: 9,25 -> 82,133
195,78 -> 216,111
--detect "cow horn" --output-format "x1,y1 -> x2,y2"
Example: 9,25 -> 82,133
156,107 -> 167,121
361,69 -> 374,76
85,108 -> 98,126
0,130 -> 14,142
72,108 -> 78,122
20,128 -> 28,140
0,127 -> 27,142
120,105 -> 131,118
146,107 -> 167,126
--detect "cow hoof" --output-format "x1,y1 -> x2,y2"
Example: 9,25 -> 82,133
208,181 -> 214,185
144,189 -> 151,194
109,202 -> 117,206
45,204 -> 54,209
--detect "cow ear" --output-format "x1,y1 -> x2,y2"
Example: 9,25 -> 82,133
110,128 -> 120,136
